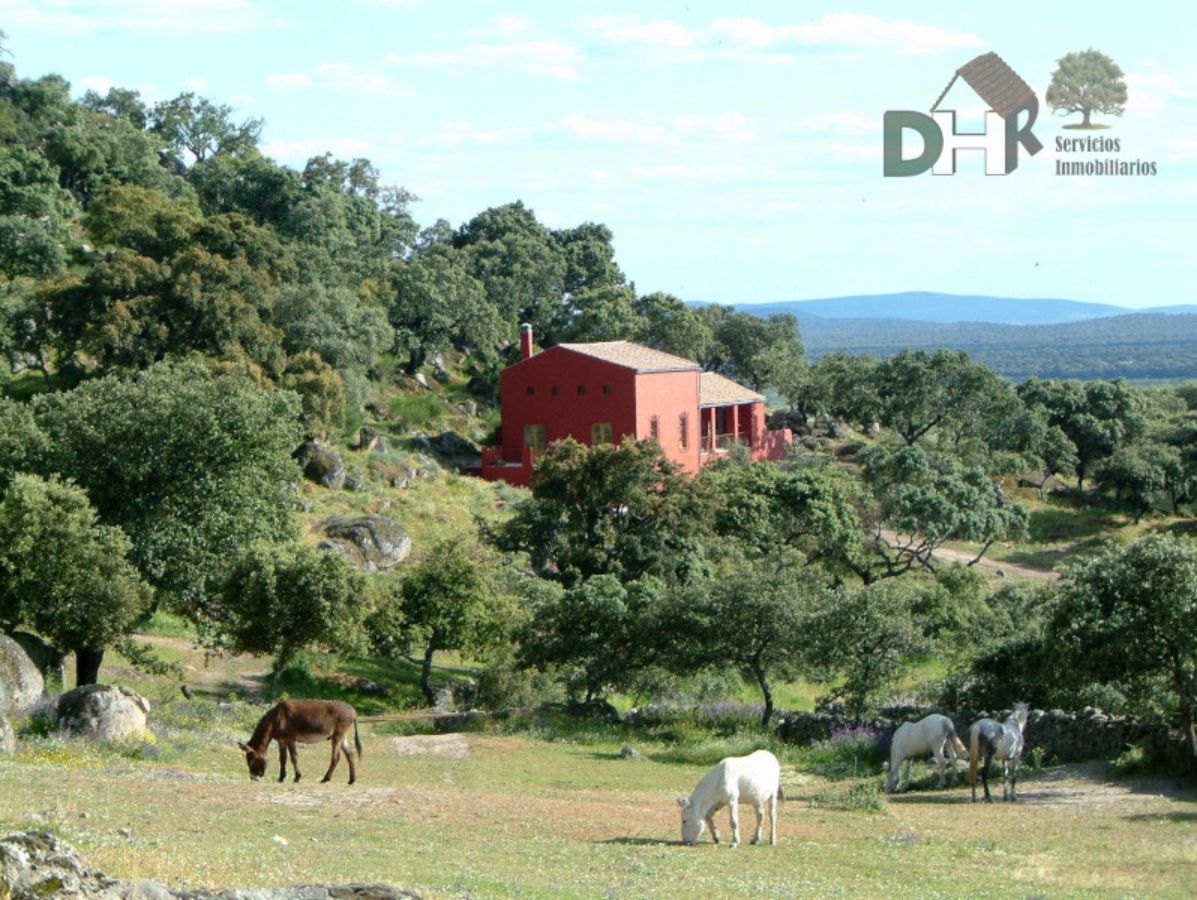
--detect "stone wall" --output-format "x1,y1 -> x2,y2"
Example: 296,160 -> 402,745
774,704 -> 1186,767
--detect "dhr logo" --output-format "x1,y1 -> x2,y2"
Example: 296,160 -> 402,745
884,52 -> 1043,176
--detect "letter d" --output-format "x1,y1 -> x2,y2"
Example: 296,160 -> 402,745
883,112 -> 944,177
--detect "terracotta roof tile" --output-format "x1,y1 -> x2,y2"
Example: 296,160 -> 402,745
700,371 -> 763,407
938,51 -> 1036,120
557,341 -> 700,373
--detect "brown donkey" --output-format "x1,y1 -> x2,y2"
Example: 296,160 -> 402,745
238,699 -> 362,784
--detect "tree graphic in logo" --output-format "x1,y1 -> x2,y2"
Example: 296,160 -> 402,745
1046,48 -> 1127,129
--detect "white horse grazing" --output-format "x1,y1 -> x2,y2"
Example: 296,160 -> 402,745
677,750 -> 782,847
968,703 -> 1030,803
884,713 -> 968,793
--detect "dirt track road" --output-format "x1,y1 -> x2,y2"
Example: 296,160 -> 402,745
875,530 -> 1058,582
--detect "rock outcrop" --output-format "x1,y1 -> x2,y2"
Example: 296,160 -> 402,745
358,427 -> 388,453
0,674 -> 9,754
432,430 -> 479,460
0,831 -> 418,899
56,684 -> 151,743
315,515 -> 411,572
0,634 -> 43,715
294,440 -> 346,490
7,631 -> 65,686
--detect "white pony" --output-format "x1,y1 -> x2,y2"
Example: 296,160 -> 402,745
677,750 -> 782,847
883,713 -> 968,793
968,703 -> 1029,803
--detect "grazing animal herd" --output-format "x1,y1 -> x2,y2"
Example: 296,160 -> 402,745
237,700 -> 1032,847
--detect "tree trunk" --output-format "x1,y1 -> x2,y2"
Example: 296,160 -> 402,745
1082,109 -> 1092,127
270,646 -> 292,697
751,663 -> 774,731
75,647 -> 104,687
1180,694 -> 1197,759
405,348 -> 426,377
968,538 -> 996,566
420,643 -> 437,707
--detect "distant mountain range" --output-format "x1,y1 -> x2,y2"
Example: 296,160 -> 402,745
714,292 -> 1197,326
702,293 -> 1197,382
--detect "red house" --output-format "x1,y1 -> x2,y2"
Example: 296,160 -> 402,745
480,325 -> 792,486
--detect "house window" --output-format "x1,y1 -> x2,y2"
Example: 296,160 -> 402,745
650,416 -> 660,442
526,385 -> 535,395
602,385 -> 612,395
551,386 -> 559,396
577,385 -> 586,395
679,412 -> 688,450
591,422 -> 613,445
524,424 -> 545,453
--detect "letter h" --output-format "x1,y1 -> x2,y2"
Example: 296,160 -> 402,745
931,111 -> 1008,175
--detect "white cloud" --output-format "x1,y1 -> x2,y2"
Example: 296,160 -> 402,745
267,72 -> 312,89
632,164 -> 746,181
387,41 -> 581,80
829,143 -> 880,162
420,120 -> 532,146
779,14 -> 982,55
800,112 -> 875,134
555,112 -> 755,146
266,63 -> 410,98
673,112 -> 753,142
77,75 -> 115,95
493,13 -> 534,39
5,0 -> 285,35
262,137 -> 378,160
73,76 -> 164,101
708,18 -> 777,49
589,16 -> 698,49
558,116 -> 668,143
589,13 -> 981,61
1126,66 -> 1190,118
1164,138 -> 1197,162
182,76 -> 208,92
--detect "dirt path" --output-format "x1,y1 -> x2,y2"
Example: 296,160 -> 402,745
126,633 -> 270,696
930,543 -> 1058,581
389,734 -> 470,758
876,530 -> 1058,581
884,760 -> 1193,809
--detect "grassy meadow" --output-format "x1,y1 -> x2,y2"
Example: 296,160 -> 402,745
2,695 -> 1195,898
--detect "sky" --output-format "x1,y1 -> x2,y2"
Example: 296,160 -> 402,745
3,1 -> 1196,308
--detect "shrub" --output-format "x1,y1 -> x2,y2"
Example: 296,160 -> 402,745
810,779 -> 884,812
796,723 -> 885,779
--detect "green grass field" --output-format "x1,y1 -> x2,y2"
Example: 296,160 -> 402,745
1,715 -> 1193,898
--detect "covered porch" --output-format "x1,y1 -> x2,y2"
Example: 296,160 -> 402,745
697,372 -> 792,465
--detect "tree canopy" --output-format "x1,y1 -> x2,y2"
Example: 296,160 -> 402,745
1051,536 -> 1197,759
33,359 -> 302,619
490,437 -> 708,587
0,474 -> 151,685
1046,48 -> 1127,127
218,541 -> 368,693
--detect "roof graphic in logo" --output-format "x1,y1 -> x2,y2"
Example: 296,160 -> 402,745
931,52 -> 1036,119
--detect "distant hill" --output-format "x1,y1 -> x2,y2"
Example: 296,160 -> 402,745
712,292 -> 1197,325
799,312 -> 1197,382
